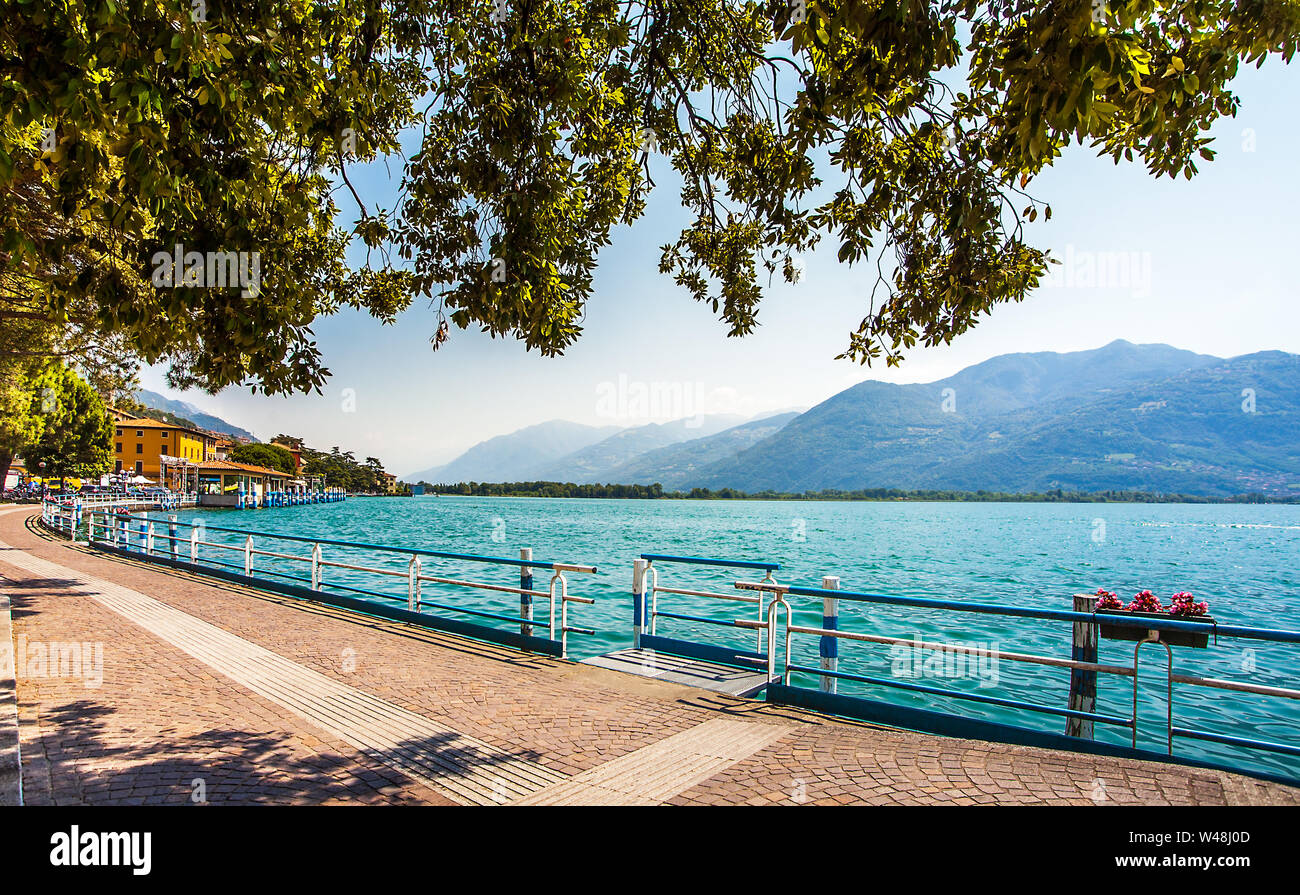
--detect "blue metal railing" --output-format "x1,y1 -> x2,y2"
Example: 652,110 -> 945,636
737,578 -> 1300,784
77,509 -> 598,657
640,553 -> 780,572
633,553 -> 782,669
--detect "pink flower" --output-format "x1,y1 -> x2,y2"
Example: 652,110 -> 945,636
1127,590 -> 1163,613
1094,589 -> 1123,610
1168,591 -> 1209,617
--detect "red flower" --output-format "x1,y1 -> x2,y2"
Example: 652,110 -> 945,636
1168,591 -> 1209,617
1094,589 -> 1123,610
1127,590 -> 1163,613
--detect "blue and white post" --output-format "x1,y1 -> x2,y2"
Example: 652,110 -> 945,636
137,512 -> 149,554
167,514 -> 178,559
819,575 -> 840,694
632,558 -> 650,648
520,547 -> 534,638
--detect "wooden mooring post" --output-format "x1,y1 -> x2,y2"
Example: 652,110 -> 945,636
1066,592 -> 1099,739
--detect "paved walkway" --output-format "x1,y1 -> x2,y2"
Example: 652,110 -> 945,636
0,507 -> 1295,806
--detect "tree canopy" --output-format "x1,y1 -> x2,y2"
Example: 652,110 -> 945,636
0,353 -> 60,485
21,363 -> 115,482
1,0 -> 426,394
229,441 -> 298,475
301,444 -> 391,490
4,0 -> 1297,390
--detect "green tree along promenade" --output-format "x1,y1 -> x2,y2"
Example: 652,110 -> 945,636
416,480 -> 1300,504
3,2 -> 1297,394
1,361 -> 113,488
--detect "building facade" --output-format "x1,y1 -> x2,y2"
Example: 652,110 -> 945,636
113,418 -> 217,478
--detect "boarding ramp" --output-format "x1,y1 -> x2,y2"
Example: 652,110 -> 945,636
583,553 -> 781,697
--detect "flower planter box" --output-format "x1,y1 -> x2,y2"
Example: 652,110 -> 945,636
1096,610 -> 1214,648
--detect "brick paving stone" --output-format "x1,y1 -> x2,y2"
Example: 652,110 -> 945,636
1,506 -> 1297,806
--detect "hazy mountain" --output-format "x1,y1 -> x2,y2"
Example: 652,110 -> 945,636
690,342 -> 1298,496
602,412 -> 800,489
402,341 -> 1297,496
134,389 -> 256,440
407,420 -> 621,482
527,414 -> 753,483
919,351 -> 1300,495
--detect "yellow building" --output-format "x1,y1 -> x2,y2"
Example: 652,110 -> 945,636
113,418 -> 217,479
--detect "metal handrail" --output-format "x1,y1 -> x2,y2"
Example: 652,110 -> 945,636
642,554 -> 782,655
80,508 -> 598,657
145,514 -> 588,573
777,581 -> 1300,643
740,576 -> 1300,774
640,553 -> 780,572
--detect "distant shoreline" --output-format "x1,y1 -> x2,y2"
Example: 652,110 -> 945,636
412,482 -> 1300,505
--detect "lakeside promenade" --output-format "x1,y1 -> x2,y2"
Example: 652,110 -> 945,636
0,505 -> 1295,806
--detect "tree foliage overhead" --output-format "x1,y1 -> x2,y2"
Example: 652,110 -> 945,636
394,0 -> 1299,365
4,0 -> 1298,391
1,0 -> 428,394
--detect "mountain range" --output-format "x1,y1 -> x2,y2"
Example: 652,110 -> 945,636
405,341 -> 1300,497
134,389 -> 256,441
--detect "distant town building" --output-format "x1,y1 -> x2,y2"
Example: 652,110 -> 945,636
113,418 -> 216,479
270,436 -> 304,474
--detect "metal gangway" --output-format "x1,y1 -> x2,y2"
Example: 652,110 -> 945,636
582,553 -> 783,697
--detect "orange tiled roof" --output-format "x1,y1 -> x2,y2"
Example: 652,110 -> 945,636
116,417 -> 213,437
116,417 -> 175,428
197,460 -> 290,477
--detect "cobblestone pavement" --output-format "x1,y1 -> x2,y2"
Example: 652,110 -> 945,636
1,507 -> 1294,806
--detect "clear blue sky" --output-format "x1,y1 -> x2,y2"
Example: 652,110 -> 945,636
142,57 -> 1300,477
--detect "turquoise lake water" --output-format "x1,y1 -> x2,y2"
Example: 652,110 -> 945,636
171,496 -> 1300,781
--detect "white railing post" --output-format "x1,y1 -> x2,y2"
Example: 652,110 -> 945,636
244,535 -> 253,576
407,555 -> 421,611
311,543 -> 321,590
520,548 -> 534,638
190,527 -> 200,562
556,573 -> 569,657
820,576 -> 840,694
167,515 -> 178,559
548,572 -> 564,644
758,569 -> 777,651
146,521 -> 155,556
632,558 -> 649,648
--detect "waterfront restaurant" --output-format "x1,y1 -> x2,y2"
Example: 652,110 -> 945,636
195,460 -> 292,508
